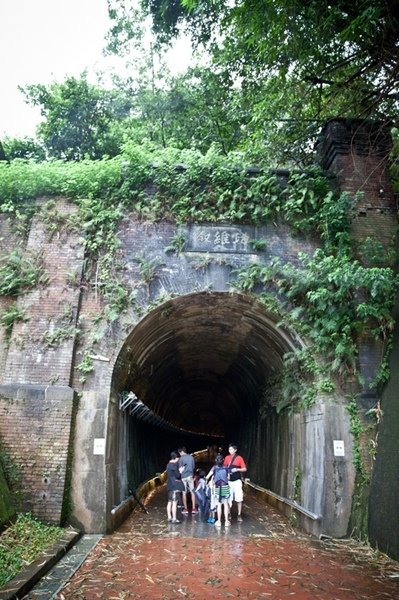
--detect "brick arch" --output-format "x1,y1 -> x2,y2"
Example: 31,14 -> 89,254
104,290 -> 304,530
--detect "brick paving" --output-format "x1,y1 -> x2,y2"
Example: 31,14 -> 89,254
53,486 -> 399,600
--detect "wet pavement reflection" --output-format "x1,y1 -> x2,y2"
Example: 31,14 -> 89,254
117,480 -> 295,539
54,484 -> 399,599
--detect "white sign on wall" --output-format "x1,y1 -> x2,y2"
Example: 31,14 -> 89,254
333,440 -> 345,457
93,438 -> 105,455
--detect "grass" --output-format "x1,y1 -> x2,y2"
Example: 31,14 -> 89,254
0,512 -> 63,587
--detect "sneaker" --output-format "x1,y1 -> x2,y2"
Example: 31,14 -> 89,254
171,519 -> 181,523
181,509 -> 189,515
237,516 -> 243,522
214,521 -> 222,527
225,520 -> 231,526
207,517 -> 215,523
191,509 -> 199,514
167,517 -> 172,522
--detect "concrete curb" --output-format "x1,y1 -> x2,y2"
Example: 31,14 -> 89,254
0,527 -> 81,600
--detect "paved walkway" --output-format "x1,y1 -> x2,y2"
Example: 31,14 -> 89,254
47,485 -> 398,599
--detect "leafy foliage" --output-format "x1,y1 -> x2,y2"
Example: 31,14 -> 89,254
0,251 -> 46,297
21,74 -> 132,161
1,137 -> 46,162
235,248 -> 397,412
346,396 -> 369,482
76,352 -> 94,384
0,513 -> 63,587
0,303 -> 28,342
126,0 -> 399,163
0,144 -> 396,409
0,445 -> 22,508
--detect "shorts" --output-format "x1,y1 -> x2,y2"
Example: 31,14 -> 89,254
182,476 -> 195,492
229,479 -> 244,503
168,490 -> 182,502
214,484 -> 230,504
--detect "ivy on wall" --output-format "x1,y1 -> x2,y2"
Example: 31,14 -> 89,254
235,251 -> 397,410
0,146 -> 397,407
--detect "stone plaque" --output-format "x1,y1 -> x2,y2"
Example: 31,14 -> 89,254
187,225 -> 255,253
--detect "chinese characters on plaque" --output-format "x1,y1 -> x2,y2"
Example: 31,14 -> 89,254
190,226 -> 254,253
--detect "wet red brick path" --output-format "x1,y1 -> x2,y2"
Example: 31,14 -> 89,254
56,486 -> 399,599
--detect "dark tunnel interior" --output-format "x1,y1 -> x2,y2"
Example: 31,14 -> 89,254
110,291 -> 302,495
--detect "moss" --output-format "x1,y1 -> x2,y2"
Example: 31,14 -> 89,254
0,461 -> 16,530
348,476 -> 370,541
60,393 -> 79,525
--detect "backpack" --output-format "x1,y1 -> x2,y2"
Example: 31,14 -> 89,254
214,466 -> 229,486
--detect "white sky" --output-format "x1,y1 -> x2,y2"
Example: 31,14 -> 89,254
0,0 -> 191,138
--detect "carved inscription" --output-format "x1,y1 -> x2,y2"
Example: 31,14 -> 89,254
187,226 -> 255,253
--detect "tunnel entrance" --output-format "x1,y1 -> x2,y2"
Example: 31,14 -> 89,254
107,291 -> 303,525
115,291 -> 300,434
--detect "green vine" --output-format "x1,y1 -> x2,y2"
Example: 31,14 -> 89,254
134,254 -> 162,284
0,251 -> 47,297
0,149 -> 397,398
75,351 -> 94,384
235,249 -> 397,411
346,397 -> 368,482
165,232 -> 186,254
0,443 -> 23,509
346,396 -> 371,540
0,303 -> 28,343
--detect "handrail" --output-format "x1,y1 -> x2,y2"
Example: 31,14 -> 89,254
245,480 -> 321,521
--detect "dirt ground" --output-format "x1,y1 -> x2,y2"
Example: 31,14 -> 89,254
55,486 -> 399,600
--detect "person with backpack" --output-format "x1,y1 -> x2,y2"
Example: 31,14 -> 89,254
224,443 -> 247,522
206,454 -> 230,527
178,446 -> 198,514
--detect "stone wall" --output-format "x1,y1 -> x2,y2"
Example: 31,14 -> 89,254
0,120 -> 397,545
0,199 -> 84,523
0,384 -> 75,523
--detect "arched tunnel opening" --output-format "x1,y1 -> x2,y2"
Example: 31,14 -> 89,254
108,291 -> 303,520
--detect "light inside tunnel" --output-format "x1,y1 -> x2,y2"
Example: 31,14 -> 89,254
113,291 -> 301,440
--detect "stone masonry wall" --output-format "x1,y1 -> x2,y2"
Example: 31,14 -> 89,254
0,384 -> 75,523
0,120 -> 397,532
0,198 -> 84,523
2,198 -> 85,386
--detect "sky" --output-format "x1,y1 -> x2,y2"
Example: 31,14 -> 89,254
0,0 -> 191,138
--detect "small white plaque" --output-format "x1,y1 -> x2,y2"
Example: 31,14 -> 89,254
93,438 -> 105,455
333,440 -> 345,457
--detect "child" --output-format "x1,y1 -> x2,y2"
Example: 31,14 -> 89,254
194,469 -> 211,521
207,495 -> 216,524
206,454 -> 230,526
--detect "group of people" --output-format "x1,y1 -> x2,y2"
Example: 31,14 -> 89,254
166,444 -> 247,526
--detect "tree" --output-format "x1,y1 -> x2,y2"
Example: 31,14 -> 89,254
21,74 -> 133,161
106,1 -> 399,164
1,137 -> 46,161
138,1 -> 399,114
127,66 -> 250,153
